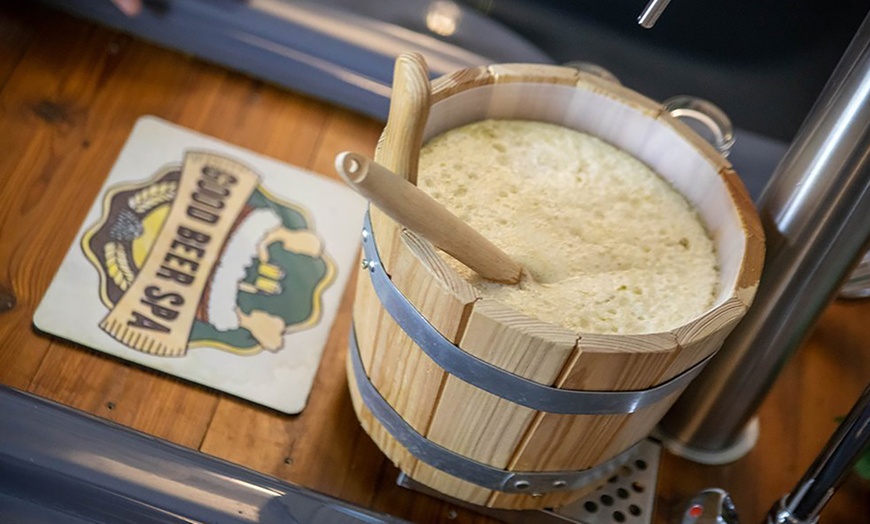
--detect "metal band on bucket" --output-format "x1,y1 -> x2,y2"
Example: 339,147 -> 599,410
348,326 -> 640,493
361,212 -> 712,415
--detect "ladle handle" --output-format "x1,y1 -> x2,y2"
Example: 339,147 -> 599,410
377,53 -> 431,184
336,151 -> 524,285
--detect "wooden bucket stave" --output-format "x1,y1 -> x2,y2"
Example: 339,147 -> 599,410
348,61 -> 764,510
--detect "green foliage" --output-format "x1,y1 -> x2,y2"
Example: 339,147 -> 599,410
855,451 -> 870,481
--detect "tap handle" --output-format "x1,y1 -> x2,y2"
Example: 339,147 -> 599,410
767,381 -> 870,523
680,488 -> 740,524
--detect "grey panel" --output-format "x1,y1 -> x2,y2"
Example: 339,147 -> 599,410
34,0 -> 551,122
0,385 -> 406,524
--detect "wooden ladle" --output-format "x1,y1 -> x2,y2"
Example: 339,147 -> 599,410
335,151 -> 524,285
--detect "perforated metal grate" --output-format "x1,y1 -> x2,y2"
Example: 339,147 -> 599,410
396,438 -> 661,524
550,439 -> 660,524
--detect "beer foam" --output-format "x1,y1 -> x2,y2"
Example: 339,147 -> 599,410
418,119 -> 718,335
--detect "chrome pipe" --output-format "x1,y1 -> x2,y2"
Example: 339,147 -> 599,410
766,382 -> 870,524
638,0 -> 672,29
658,10 -> 870,459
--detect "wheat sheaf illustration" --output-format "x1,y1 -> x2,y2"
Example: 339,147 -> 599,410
102,180 -> 179,292
128,181 -> 177,213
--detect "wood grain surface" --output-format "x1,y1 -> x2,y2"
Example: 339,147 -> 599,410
1,4 -> 868,523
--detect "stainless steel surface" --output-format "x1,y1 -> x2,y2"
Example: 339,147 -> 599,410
395,439 -> 661,524
638,0 -> 672,29
551,440 -> 660,524
766,382 -> 870,524
40,0 -> 867,141
840,249 -> 870,298
679,489 -> 740,524
767,497 -> 820,524
0,385 -> 405,523
656,418 -> 759,466
35,0 -> 549,122
658,10 -> 870,456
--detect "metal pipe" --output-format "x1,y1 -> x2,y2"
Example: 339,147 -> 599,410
638,0 -> 673,29
658,10 -> 870,459
767,382 -> 870,523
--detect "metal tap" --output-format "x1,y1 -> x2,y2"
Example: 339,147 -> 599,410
679,489 -> 739,524
766,382 -> 870,524
675,381 -> 870,524
658,8 -> 870,461
638,0 -> 673,28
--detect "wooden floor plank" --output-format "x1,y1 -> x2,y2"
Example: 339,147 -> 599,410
0,5 -> 36,92
29,341 -> 218,447
0,14 -> 137,389
6,18 -> 238,443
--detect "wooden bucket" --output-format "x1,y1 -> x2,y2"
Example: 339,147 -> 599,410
347,57 -> 764,510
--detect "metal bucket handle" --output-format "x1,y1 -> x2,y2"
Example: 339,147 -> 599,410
663,95 -> 735,158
